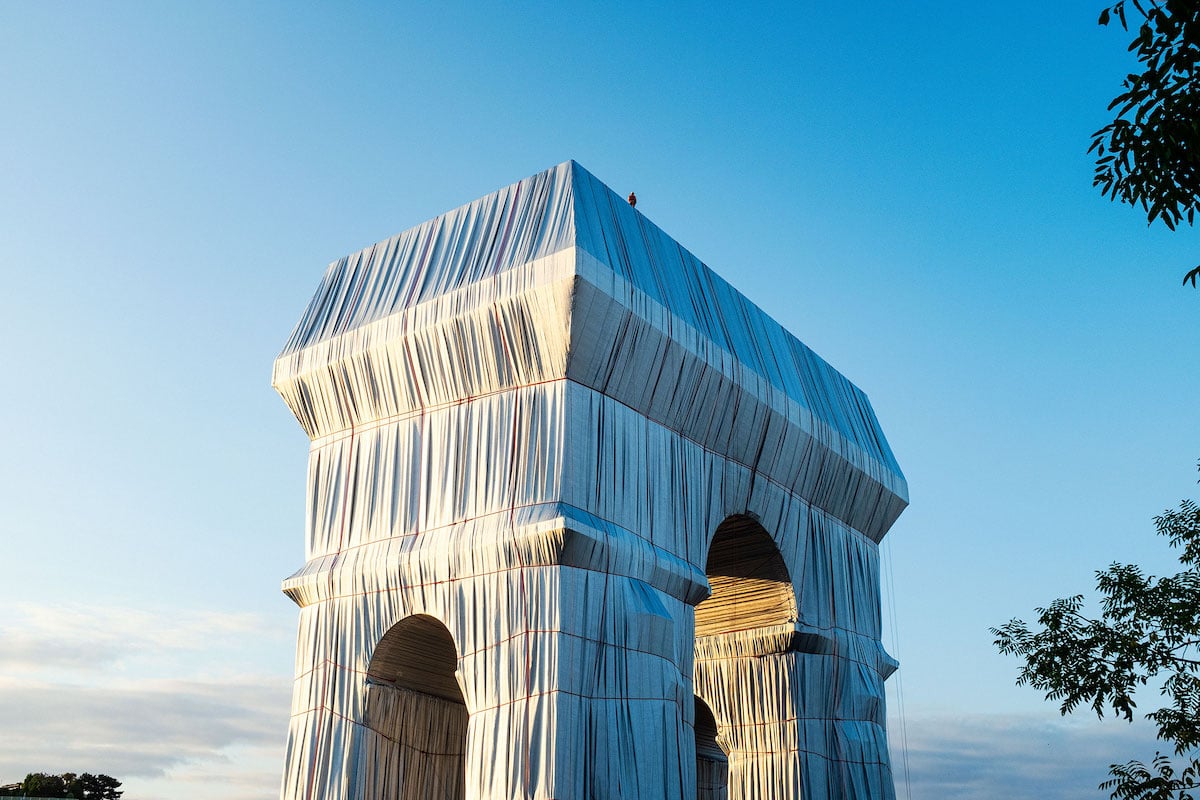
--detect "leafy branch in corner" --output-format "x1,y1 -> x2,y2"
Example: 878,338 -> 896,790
993,462 -> 1200,800
1090,1 -> 1200,287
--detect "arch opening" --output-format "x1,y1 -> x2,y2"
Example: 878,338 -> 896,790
695,515 -> 796,638
363,614 -> 466,800
694,696 -> 728,799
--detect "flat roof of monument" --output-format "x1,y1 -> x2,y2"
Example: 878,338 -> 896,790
280,160 -> 905,487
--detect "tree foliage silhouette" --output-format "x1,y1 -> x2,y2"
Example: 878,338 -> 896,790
1090,1 -> 1200,287
994,463 -> 1200,799
0,772 -> 122,799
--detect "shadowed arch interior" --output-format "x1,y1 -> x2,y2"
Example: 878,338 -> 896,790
363,614 -> 466,800
694,695 -> 728,799
368,614 -> 464,702
695,515 -> 797,638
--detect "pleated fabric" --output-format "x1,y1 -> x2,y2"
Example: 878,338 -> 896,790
274,161 -> 907,800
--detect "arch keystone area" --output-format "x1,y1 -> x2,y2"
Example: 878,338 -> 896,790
274,161 -> 908,799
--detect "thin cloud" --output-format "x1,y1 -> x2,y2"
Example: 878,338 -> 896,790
134,760 -> 284,800
0,602 -> 293,798
0,677 -> 290,782
0,602 -> 288,673
892,712 -> 1179,800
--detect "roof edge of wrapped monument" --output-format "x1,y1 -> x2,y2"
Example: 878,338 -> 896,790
272,160 -> 908,535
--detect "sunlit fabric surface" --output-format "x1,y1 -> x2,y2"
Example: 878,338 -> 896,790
274,161 -> 908,800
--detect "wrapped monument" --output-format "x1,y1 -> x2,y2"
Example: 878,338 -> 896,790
272,161 -> 908,799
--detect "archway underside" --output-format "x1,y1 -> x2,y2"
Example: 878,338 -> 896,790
363,615 -> 466,800
695,695 -> 729,800
695,515 -> 797,639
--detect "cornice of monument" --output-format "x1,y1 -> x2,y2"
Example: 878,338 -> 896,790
273,161 -> 908,541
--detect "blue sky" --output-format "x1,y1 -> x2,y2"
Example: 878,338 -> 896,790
1,2 -> 1198,798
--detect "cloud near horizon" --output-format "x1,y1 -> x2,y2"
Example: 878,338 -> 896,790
895,711 -> 1181,800
0,603 -> 292,800
0,602 -> 290,675
0,676 -> 289,780
4,603 -> 1187,800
